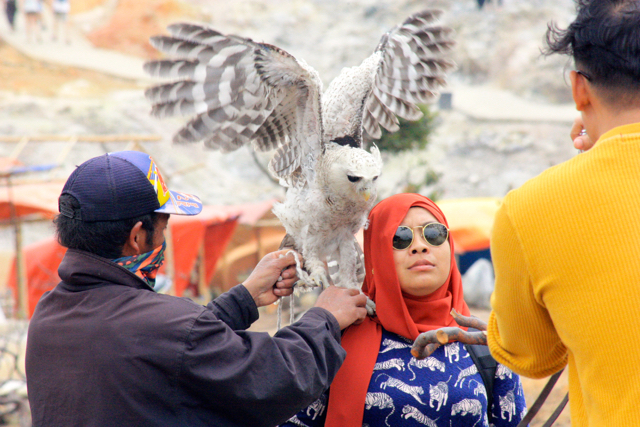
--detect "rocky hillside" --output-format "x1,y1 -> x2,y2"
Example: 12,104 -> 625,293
0,0 -> 582,240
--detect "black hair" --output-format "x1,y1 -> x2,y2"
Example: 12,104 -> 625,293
544,0 -> 640,107
54,194 -> 157,259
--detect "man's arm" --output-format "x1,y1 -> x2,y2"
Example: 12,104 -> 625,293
185,248 -> 366,426
487,200 -> 568,379
208,250 -> 367,331
205,250 -> 300,330
181,302 -> 348,427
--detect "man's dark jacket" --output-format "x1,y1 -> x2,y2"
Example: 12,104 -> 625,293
26,249 -> 346,427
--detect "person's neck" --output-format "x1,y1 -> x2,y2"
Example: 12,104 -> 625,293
589,108 -> 640,142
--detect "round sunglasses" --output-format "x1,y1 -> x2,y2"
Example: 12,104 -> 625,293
392,223 -> 449,250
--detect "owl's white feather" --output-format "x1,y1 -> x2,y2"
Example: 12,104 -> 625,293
144,10 -> 455,293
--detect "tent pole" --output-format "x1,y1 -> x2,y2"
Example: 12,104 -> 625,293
255,226 -> 264,260
6,177 -> 27,319
14,217 -> 27,319
197,243 -> 208,300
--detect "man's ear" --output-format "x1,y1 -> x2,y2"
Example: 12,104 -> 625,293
121,221 -> 145,256
570,70 -> 590,111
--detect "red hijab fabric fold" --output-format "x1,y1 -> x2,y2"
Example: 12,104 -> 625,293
325,193 -> 470,426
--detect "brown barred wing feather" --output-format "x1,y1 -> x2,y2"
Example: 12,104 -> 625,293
363,9 -> 457,140
144,23 -> 324,182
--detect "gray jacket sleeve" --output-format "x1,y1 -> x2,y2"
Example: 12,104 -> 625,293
181,295 -> 346,427
207,284 -> 259,330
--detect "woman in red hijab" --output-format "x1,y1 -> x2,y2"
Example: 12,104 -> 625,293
281,193 -> 526,427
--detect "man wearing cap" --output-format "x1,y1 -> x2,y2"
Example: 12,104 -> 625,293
25,151 -> 368,427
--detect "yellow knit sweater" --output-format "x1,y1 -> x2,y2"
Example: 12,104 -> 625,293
488,123 -> 640,426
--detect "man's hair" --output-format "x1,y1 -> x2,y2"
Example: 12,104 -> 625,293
54,194 -> 157,259
544,0 -> 640,107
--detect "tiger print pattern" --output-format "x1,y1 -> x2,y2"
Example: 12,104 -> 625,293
429,379 -> 449,411
281,329 -> 527,427
374,358 -> 405,372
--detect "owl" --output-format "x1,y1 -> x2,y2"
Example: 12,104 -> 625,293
144,9 -> 455,301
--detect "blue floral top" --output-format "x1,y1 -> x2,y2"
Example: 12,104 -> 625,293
281,329 -> 527,427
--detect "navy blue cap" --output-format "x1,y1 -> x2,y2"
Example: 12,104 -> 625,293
59,151 -> 202,222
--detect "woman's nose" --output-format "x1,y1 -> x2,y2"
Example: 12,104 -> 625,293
411,235 -> 430,253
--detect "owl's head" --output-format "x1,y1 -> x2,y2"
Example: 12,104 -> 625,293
328,144 -> 383,203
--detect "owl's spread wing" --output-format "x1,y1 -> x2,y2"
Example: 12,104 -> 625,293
144,23 -> 324,184
363,9 -> 456,139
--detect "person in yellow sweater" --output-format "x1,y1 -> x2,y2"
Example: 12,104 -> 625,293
487,0 -> 640,425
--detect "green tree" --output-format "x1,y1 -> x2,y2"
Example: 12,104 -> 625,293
367,104 -> 442,200
369,104 -> 437,152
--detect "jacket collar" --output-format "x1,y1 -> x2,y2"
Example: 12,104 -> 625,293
58,249 -> 154,291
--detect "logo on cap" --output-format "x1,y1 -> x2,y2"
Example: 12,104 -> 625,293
146,157 -> 170,207
108,150 -> 202,216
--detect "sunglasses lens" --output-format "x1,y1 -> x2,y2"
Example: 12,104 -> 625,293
423,223 -> 448,246
393,227 -> 413,250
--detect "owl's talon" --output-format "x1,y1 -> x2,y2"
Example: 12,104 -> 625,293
365,297 -> 376,317
308,269 -> 329,290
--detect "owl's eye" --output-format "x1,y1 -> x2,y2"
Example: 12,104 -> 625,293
373,176 -> 379,181
347,175 -> 362,183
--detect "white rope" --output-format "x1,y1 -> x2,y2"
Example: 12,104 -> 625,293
276,298 -> 282,331
289,293 -> 295,325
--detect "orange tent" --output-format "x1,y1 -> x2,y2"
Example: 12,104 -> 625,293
0,179 -> 64,318
6,236 -> 67,319
0,180 -> 63,221
162,205 -> 242,298
436,198 -> 502,253
6,201 -> 278,318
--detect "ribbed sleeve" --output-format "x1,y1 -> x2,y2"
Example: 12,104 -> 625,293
488,201 -> 568,379
487,123 -> 640,426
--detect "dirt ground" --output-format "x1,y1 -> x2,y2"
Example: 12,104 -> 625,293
86,0 -> 197,59
0,40 -> 140,97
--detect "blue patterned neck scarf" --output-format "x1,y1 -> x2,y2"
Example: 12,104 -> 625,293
113,241 -> 166,290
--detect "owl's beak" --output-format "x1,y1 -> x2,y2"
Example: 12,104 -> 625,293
363,189 -> 371,201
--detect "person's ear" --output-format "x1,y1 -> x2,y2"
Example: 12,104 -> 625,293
570,70 -> 590,111
121,221 -> 145,256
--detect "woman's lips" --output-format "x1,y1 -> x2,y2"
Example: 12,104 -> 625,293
409,259 -> 435,270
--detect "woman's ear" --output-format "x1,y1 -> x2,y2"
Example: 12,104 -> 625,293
121,221 -> 145,256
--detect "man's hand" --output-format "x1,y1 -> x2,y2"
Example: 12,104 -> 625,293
313,286 -> 368,330
242,250 -> 300,307
570,117 -> 595,152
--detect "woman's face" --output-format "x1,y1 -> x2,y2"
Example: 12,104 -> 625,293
393,207 -> 451,297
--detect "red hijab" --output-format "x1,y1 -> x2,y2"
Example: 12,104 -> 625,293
325,193 -> 470,426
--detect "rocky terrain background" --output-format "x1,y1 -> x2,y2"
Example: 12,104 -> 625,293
1,2 -> 579,424
1,0 -> 581,210
0,0 -> 582,248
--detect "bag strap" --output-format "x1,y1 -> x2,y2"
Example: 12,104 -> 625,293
542,392 -> 569,427
465,342 -> 569,427
516,368 -> 568,427
464,342 -> 497,413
